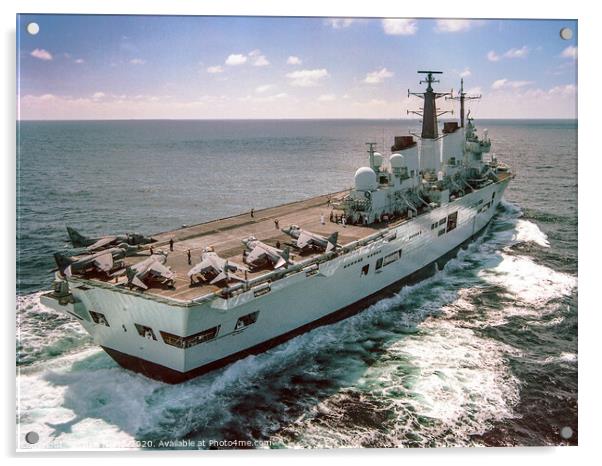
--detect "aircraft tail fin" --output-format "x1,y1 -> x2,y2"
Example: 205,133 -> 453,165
66,227 -> 91,247
126,266 -> 148,290
275,247 -> 291,269
326,232 -> 339,252
53,252 -> 75,275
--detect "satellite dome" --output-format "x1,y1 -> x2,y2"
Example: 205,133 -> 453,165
354,166 -> 377,191
390,153 -> 404,169
373,152 -> 384,167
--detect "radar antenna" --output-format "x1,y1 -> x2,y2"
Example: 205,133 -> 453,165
407,71 -> 453,139
446,78 -> 481,128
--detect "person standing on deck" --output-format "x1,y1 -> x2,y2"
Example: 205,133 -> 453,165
187,249 -> 191,265
274,219 -> 279,229
342,216 -> 346,228
149,245 -> 154,255
251,208 -> 254,218
169,238 -> 174,252
320,213 -> 325,225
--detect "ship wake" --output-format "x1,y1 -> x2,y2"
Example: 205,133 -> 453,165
17,201 -> 576,449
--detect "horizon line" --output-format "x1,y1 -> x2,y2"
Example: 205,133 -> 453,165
17,117 -> 578,122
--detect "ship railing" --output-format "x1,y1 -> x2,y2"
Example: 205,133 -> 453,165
210,227 -> 396,302
65,275 -> 196,307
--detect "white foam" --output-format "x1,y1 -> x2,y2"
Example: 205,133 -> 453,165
17,292 -> 91,366
478,253 -> 576,306
16,198 -> 575,449
274,317 -> 521,448
514,219 -> 550,248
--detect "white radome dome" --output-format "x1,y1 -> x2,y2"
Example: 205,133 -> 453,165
373,152 -> 384,168
390,153 -> 404,169
354,166 -> 377,191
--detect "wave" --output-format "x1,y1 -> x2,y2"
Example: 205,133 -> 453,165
16,200 -> 577,450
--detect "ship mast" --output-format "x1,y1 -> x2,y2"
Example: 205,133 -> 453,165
447,78 -> 481,127
407,71 -> 452,139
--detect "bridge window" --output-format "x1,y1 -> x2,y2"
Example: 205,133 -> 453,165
236,311 -> 259,330
135,324 -> 157,341
361,264 -> 370,276
89,311 -> 109,327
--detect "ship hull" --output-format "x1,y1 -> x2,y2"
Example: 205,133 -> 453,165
41,177 -> 510,384
101,216 -> 494,383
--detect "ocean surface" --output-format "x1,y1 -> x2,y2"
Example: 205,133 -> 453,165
16,119 -> 577,449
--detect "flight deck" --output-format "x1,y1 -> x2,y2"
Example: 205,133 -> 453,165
86,189 -> 379,301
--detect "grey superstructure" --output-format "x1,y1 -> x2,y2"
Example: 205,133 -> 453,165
42,71 -> 513,383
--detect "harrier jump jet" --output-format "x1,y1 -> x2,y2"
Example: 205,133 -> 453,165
281,225 -> 338,253
124,254 -> 176,290
54,243 -> 139,277
66,226 -> 154,252
241,236 -> 292,270
187,247 -> 247,285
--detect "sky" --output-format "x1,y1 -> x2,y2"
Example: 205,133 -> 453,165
17,15 -> 578,120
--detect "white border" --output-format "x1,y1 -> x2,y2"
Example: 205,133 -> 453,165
3,0 -> 598,464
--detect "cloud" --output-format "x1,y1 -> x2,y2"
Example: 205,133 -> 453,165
252,55 -> 270,67
363,67 -> 394,84
239,92 -> 289,103
548,84 -> 577,96
324,18 -> 354,29
30,48 -> 53,61
459,68 -> 472,78
286,68 -> 330,87
248,49 -> 270,66
487,46 -> 529,62
317,94 -> 336,102
206,65 -> 224,74
465,86 -> 482,95
561,46 -> 577,59
255,84 -> 273,94
92,92 -> 106,100
503,46 -> 529,59
287,56 -> 302,65
491,78 -> 534,90
382,19 -> 417,36
434,19 -> 474,33
35,94 -> 57,101
225,54 -> 248,66
487,50 -> 500,62
74,58 -> 85,64
129,58 -> 146,65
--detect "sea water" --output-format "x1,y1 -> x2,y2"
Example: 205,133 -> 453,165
16,119 -> 577,448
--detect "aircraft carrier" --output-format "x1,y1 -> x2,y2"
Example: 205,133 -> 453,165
41,71 -> 513,383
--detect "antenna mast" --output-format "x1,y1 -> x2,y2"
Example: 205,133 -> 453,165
446,78 -> 481,127
407,71 -> 452,139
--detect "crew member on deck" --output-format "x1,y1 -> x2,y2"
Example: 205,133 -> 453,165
274,219 -> 279,229
251,208 -> 254,218
187,249 -> 191,265
169,238 -> 174,251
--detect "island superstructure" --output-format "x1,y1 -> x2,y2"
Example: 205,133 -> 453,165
41,71 -> 513,383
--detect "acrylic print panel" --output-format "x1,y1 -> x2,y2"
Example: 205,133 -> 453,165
16,15 -> 578,450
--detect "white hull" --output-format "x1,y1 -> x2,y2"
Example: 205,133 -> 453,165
42,178 -> 510,383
